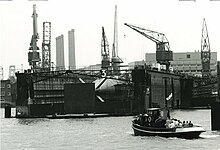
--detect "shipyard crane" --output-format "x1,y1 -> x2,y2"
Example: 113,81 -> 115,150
28,4 -> 40,71
201,18 -> 211,78
124,23 -> 173,71
101,27 -> 110,70
191,19 -> 214,99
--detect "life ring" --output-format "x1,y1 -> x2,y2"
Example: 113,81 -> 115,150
148,116 -> 152,122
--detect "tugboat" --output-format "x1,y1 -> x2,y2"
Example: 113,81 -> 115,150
132,108 -> 205,139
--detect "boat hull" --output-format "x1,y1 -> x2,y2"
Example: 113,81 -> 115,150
132,123 -> 205,139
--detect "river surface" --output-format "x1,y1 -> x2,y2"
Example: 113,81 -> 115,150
1,108 -> 220,150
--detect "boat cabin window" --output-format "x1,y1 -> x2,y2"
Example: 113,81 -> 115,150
146,108 -> 160,117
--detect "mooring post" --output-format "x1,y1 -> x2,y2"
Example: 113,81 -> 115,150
211,61 -> 220,130
5,106 -> 11,118
211,102 -> 220,130
164,77 -> 168,108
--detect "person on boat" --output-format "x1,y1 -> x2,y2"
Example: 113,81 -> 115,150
143,114 -> 149,126
183,121 -> 190,127
154,116 -> 166,128
135,114 -> 141,125
177,120 -> 183,127
182,121 -> 188,127
172,119 -> 179,127
165,120 -> 175,128
152,110 -> 166,128
139,114 -> 145,126
188,121 -> 193,127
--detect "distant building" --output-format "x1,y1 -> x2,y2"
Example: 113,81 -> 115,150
128,61 -> 146,69
0,79 -> 16,107
145,51 -> 217,76
80,64 -> 102,71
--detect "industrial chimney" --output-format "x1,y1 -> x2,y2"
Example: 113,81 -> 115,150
68,29 -> 76,70
55,34 -> 65,70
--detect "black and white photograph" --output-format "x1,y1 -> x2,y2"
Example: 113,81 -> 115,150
0,0 -> 220,149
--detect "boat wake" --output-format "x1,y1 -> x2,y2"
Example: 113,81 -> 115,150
200,134 -> 220,139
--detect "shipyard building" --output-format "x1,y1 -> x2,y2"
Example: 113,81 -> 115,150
143,51 -> 217,76
0,79 -> 16,107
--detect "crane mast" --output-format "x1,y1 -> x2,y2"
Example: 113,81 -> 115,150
28,4 -> 40,71
42,22 -> 51,71
101,27 -> 110,70
124,23 -> 173,71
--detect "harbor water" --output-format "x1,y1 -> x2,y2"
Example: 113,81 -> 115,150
1,108 -> 220,150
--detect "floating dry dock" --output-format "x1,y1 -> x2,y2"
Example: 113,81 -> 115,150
46,113 -> 109,119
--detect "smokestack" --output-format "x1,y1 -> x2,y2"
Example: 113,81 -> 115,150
68,29 -> 76,70
111,5 -> 123,73
56,34 -> 65,70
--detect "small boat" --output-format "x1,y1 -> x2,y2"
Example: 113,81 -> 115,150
132,108 -> 205,139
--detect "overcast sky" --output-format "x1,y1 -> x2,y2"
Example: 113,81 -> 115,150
0,0 -> 220,79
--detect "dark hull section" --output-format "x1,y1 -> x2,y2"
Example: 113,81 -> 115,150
132,123 -> 204,139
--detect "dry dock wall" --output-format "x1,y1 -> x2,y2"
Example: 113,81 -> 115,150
64,83 -> 95,114
132,68 -> 183,111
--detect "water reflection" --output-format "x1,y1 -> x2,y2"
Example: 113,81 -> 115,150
17,118 -> 48,126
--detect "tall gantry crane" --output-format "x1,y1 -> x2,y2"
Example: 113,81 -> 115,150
42,22 -> 51,71
101,27 -> 110,70
124,23 -> 173,71
201,18 -> 211,78
28,4 -> 40,71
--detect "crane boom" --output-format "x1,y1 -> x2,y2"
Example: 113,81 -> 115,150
101,27 -> 110,70
124,23 -> 173,70
124,23 -> 170,51
31,4 -> 39,51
